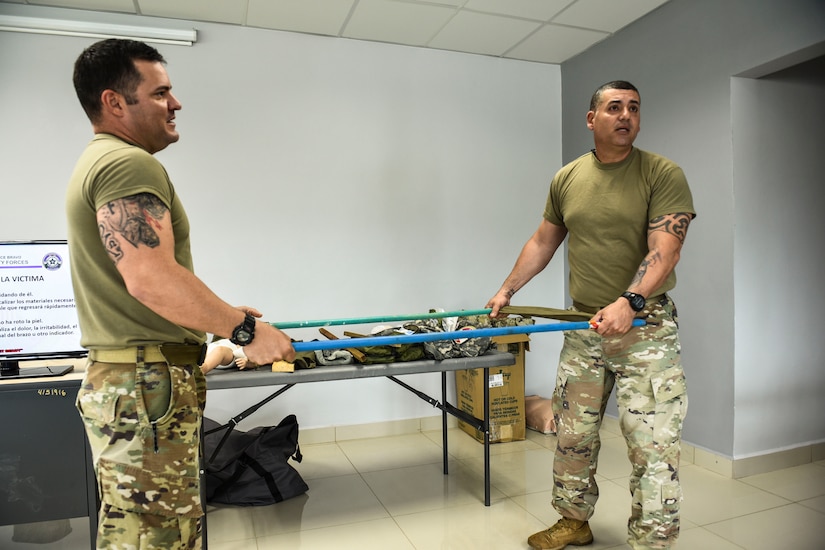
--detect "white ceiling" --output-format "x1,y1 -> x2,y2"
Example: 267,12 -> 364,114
1,0 -> 671,64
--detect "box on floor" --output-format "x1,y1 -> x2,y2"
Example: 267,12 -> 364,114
455,334 -> 528,443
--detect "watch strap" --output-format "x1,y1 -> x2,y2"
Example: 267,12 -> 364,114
621,291 -> 646,312
230,313 -> 256,345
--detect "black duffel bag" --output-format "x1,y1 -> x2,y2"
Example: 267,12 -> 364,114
203,415 -> 308,506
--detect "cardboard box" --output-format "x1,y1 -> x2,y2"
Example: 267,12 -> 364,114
456,334 -> 528,443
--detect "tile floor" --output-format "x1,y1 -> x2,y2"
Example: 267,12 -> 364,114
205,421 -> 825,550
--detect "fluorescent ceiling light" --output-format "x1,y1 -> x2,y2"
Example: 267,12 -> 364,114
0,14 -> 197,46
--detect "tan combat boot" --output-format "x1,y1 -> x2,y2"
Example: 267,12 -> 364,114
527,517 -> 594,550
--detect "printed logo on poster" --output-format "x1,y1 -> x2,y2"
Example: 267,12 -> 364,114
42,252 -> 63,271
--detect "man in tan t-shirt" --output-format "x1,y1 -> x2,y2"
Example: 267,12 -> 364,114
487,80 -> 695,550
67,39 -> 295,549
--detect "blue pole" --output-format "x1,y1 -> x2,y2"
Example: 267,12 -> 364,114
291,319 -> 646,353
272,308 -> 494,330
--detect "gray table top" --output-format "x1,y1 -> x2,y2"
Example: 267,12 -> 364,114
206,350 -> 515,390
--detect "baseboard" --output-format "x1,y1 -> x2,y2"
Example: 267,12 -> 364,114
603,416 -> 825,478
693,446 -> 732,477
299,414 -> 825,480
686,440 -> 825,478
731,442 -> 825,478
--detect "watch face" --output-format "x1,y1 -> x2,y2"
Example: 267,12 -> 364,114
623,292 -> 646,311
231,313 -> 256,345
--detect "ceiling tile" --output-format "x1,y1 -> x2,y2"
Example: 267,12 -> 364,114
464,0 -> 569,21
505,23 -> 607,64
246,0 -> 354,36
27,0 -> 135,13
552,0 -> 669,33
429,10 -> 541,57
0,0 -> 672,64
343,0 -> 455,47
137,0 -> 248,25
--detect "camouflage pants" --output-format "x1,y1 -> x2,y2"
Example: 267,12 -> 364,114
551,295 -> 687,549
76,351 -> 206,549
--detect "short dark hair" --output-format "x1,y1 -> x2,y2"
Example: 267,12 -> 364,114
73,39 -> 166,122
589,80 -> 639,111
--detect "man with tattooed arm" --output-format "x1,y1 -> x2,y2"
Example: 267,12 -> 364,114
66,39 -> 295,549
487,81 -> 695,550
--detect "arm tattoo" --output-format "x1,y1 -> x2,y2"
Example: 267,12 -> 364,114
98,193 -> 167,264
648,212 -> 692,243
630,251 -> 661,286
631,212 -> 692,286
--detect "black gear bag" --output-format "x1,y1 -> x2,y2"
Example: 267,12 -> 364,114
203,414 -> 308,506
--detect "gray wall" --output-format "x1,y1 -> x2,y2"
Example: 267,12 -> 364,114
0,4 -> 565,432
732,63 -> 825,457
560,0 -> 825,458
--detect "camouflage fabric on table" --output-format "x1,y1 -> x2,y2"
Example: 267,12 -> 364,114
357,328 -> 426,364
403,314 -> 497,360
335,312 -> 535,364
292,350 -> 318,369
488,314 -> 535,328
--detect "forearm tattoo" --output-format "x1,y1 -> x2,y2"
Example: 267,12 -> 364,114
649,212 -> 692,243
630,252 -> 659,287
630,212 -> 692,286
98,193 -> 167,264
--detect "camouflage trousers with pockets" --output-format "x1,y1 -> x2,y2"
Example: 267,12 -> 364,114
76,348 -> 206,549
551,295 -> 687,549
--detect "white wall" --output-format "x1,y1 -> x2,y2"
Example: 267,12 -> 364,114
732,69 -> 825,457
0,5 -> 564,431
559,0 -> 825,458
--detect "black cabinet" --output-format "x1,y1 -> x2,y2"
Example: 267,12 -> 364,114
0,374 -> 97,548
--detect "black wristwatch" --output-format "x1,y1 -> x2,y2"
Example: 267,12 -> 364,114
230,313 -> 256,345
621,291 -> 646,312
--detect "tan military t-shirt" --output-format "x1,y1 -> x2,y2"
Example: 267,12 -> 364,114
544,147 -> 696,310
66,134 -> 205,349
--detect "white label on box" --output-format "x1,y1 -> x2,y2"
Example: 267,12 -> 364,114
488,373 -> 504,388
